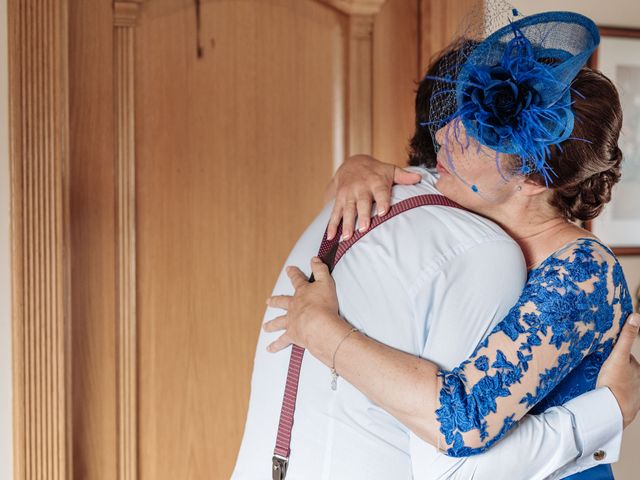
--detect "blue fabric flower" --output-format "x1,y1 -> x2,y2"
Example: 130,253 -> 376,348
426,11 -> 600,187
457,31 -> 575,183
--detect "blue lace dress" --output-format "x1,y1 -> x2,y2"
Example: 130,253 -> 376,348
435,238 -> 632,478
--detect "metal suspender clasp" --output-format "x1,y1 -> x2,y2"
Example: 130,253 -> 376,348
272,455 -> 289,480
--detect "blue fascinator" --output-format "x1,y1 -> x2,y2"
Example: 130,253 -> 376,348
427,5 -> 600,187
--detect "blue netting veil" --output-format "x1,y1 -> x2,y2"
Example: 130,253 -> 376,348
425,1 -> 600,195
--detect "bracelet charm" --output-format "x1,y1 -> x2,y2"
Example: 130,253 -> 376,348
330,327 -> 359,391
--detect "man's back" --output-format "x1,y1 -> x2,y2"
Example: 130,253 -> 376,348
232,168 -> 526,479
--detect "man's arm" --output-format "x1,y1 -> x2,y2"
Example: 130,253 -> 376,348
410,241 -> 624,479
413,388 -> 622,480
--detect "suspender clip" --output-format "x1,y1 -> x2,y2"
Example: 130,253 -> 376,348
272,455 -> 288,480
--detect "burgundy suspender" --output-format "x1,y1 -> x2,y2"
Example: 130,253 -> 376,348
271,194 -> 462,479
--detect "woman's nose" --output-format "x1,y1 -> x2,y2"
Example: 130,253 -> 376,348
435,125 -> 446,147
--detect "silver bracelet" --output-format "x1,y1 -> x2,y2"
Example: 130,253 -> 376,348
330,327 -> 359,391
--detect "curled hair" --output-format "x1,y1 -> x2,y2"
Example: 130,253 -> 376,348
528,68 -> 623,221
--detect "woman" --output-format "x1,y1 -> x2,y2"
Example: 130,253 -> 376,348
264,9 -> 634,474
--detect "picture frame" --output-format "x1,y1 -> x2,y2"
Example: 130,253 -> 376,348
587,26 -> 640,255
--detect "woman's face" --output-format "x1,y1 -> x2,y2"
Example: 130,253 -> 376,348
433,121 -> 523,211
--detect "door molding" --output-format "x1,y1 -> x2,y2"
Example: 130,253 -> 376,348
9,0 -> 72,478
321,0 -> 387,155
114,2 -> 143,480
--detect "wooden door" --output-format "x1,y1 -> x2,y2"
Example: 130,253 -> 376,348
132,1 -> 349,477
9,0 -> 473,478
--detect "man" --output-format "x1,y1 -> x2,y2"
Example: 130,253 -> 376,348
231,69 -> 640,480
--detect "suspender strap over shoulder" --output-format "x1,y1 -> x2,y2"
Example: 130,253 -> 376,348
271,194 -> 462,479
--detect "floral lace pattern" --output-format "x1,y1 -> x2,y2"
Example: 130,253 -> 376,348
436,238 -> 632,457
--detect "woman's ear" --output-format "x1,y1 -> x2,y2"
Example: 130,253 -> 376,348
519,178 -> 548,196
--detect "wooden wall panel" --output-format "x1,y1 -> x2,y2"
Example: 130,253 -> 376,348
372,0 -> 419,165
371,0 -> 475,166
420,0 -> 479,75
9,0 -> 72,478
68,1 -> 118,479
135,1 -> 341,478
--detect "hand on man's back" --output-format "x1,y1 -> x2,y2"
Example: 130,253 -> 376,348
598,313 -> 640,428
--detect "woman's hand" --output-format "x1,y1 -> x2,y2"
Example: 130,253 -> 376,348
326,155 -> 422,241
597,313 -> 640,428
264,257 -> 350,358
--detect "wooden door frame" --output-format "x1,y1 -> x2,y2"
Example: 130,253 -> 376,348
7,0 -> 142,477
9,0 -> 72,478
9,0 -> 387,478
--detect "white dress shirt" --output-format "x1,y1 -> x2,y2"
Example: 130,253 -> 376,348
232,168 -> 622,480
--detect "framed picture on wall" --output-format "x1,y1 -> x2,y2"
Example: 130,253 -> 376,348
587,26 -> 640,255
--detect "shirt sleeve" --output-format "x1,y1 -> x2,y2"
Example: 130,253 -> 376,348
434,240 -> 630,457
414,388 -> 624,480
548,387 -> 623,479
409,240 -> 624,479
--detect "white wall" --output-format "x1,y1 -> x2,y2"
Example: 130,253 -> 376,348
513,0 -> 640,28
512,2 -> 640,478
0,0 -> 12,477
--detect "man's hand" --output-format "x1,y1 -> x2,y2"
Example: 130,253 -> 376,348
264,258 -> 347,360
597,313 -> 640,428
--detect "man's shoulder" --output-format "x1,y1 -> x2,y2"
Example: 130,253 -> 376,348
388,168 -> 514,248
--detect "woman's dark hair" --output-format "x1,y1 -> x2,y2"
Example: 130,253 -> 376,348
408,40 -> 478,168
407,63 -> 439,168
528,68 -> 623,221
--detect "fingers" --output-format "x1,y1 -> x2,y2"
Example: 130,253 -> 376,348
327,204 -> 343,241
356,193 -> 373,232
310,257 -> 331,282
612,313 -> 640,361
286,266 -> 310,289
393,167 -> 422,185
372,183 -> 391,217
341,200 -> 357,240
263,314 -> 288,333
267,333 -> 292,353
267,295 -> 292,310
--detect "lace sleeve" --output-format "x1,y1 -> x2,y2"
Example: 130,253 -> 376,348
435,239 -> 631,457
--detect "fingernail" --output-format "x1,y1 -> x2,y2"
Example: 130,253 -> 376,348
378,209 -> 386,216
358,226 -> 367,233
340,233 -> 351,242
312,257 -> 322,263
629,314 -> 640,327
327,233 -> 334,240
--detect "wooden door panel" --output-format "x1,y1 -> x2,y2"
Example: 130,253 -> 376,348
136,1 -> 342,477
